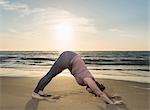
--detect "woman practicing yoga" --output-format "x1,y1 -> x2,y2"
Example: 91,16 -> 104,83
32,51 -> 122,104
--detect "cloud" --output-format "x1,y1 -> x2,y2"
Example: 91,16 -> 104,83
25,7 -> 98,35
109,28 -> 125,33
0,0 -> 45,16
8,28 -> 18,33
109,28 -> 136,38
0,0 -> 9,5
0,0 -> 97,38
0,0 -> 28,13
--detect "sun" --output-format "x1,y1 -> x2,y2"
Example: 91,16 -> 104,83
55,21 -> 74,37
54,21 -> 75,51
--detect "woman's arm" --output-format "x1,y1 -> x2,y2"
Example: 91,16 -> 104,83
84,77 -> 114,104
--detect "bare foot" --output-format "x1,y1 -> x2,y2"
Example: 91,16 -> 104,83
38,90 -> 52,97
32,92 -> 45,100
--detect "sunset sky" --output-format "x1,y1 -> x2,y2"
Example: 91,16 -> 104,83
0,0 -> 148,51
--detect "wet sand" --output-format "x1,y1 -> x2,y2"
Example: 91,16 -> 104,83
0,76 -> 149,110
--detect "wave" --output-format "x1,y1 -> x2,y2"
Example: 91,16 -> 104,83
89,68 -> 149,72
83,58 -> 114,62
21,57 -> 56,61
0,51 -> 149,68
0,57 -> 149,66
83,57 -> 149,65
0,56 -> 17,61
85,61 -> 149,65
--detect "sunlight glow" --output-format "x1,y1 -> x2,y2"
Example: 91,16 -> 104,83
56,21 -> 74,37
54,21 -> 75,51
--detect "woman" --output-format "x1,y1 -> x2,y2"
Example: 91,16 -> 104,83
32,51 -> 119,104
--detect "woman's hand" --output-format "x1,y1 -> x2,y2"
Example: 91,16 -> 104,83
111,98 -> 124,105
84,78 -> 114,104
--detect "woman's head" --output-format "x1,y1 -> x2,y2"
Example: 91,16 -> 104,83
86,81 -> 106,95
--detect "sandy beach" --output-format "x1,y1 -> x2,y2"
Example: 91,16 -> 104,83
0,76 -> 149,110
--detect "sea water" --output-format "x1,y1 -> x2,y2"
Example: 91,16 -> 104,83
0,51 -> 149,83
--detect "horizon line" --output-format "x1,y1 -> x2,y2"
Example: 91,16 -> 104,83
0,50 -> 149,52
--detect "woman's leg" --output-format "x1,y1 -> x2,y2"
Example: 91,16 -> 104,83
33,51 -> 77,93
34,52 -> 69,93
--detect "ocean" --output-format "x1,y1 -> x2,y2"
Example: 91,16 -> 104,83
0,51 -> 149,83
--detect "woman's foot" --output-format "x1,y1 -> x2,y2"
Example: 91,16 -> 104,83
111,95 -> 123,105
38,90 -> 52,97
32,92 -> 45,100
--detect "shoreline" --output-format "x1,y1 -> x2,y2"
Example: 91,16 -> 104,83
0,68 -> 149,84
0,75 -> 150,85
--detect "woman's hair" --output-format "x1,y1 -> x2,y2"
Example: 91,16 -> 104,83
86,81 -> 106,92
95,81 -> 106,91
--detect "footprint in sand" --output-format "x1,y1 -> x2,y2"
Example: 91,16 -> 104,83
44,95 -> 61,102
51,96 -> 61,100
41,93 -> 61,101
